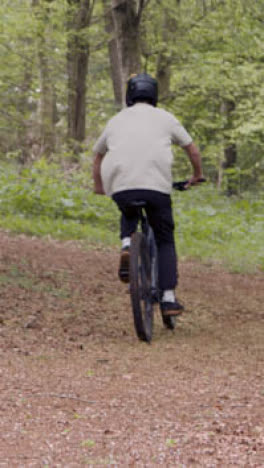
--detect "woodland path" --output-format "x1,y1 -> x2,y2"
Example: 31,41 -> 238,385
0,232 -> 263,467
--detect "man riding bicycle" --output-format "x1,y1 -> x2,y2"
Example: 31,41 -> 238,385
93,73 -> 203,316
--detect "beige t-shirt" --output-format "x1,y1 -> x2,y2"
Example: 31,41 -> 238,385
93,103 -> 192,196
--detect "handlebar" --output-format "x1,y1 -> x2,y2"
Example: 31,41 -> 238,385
173,178 -> 206,191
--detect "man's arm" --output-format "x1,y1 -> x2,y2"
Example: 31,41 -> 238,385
93,153 -> 105,195
183,142 -> 204,185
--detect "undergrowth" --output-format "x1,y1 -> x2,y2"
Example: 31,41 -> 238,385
0,160 -> 263,273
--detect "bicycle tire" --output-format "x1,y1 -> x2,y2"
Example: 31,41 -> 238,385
129,232 -> 153,342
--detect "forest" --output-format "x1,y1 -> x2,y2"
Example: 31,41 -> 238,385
1,3 -> 264,464
0,0 -> 263,270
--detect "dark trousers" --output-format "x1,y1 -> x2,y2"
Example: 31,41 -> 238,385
112,190 -> 178,290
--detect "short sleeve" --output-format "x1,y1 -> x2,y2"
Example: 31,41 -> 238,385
169,115 -> 192,147
93,127 -> 108,155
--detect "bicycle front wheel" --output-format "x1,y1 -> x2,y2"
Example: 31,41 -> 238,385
129,232 -> 153,342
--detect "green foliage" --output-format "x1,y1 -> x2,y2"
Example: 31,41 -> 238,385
0,0 -> 264,274
0,0 -> 68,154
0,0 -> 264,192
0,158 -> 118,227
173,184 -> 264,273
0,162 -> 263,273
143,0 -> 264,190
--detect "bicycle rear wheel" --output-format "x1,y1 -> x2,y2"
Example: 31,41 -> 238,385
129,232 -> 153,342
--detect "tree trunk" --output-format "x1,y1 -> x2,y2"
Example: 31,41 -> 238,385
67,0 -> 93,145
17,57 -> 34,163
224,143 -> 238,195
102,0 -> 123,108
32,0 -> 56,156
156,53 -> 171,103
38,42 -> 56,155
107,0 -> 148,107
156,6 -> 178,102
222,100 -> 238,195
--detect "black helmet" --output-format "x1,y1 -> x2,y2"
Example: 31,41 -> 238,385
126,73 -> 158,107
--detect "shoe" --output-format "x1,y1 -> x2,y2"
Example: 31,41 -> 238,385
160,299 -> 184,316
118,247 -> 130,283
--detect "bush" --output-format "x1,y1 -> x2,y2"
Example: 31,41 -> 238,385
0,160 -> 263,272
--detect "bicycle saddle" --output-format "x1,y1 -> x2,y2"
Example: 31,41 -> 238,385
127,200 -> 147,208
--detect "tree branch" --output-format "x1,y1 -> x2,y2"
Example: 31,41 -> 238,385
137,0 -> 151,21
89,0 -> 96,19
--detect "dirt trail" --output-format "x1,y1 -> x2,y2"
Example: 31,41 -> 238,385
0,232 -> 263,467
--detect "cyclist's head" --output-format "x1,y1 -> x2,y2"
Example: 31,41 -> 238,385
126,73 -> 158,107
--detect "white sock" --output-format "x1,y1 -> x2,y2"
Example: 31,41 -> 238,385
162,290 -> 175,303
122,237 -> 131,249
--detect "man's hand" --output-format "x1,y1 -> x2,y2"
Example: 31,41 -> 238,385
185,175 -> 205,188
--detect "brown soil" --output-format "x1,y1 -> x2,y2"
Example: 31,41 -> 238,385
0,232 -> 263,467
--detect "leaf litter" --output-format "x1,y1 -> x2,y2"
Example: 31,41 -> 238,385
0,231 -> 263,466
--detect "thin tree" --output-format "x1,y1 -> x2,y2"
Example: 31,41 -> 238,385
156,2 -> 181,102
67,0 -> 95,145
32,0 -> 56,156
104,0 -> 151,108
222,99 -> 238,195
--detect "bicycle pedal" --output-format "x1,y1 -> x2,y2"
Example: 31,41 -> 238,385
118,249 -> 130,283
119,270 -> 129,283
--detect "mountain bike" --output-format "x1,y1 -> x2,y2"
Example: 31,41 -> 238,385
129,178 -> 205,343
